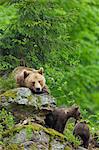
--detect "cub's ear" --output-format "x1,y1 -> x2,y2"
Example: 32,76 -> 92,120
24,71 -> 30,79
38,67 -> 44,75
74,106 -> 79,110
72,105 -> 79,111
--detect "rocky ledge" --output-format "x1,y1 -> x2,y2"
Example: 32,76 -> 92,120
0,88 -> 97,150
0,88 -> 71,150
2,123 -> 70,150
0,87 -> 56,123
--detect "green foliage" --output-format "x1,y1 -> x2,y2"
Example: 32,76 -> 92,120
0,108 -> 15,139
88,113 -> 99,134
0,4 -> 17,30
44,0 -> 99,114
0,0 -> 78,68
0,55 -> 20,71
64,122 -> 81,148
0,76 -> 16,93
26,127 -> 33,140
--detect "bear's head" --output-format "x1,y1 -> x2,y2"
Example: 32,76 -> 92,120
17,68 -> 46,94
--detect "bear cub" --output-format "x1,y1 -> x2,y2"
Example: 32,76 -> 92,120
44,106 -> 81,133
73,121 -> 90,148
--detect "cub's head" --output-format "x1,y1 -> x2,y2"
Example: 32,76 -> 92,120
17,68 -> 46,94
69,106 -> 81,122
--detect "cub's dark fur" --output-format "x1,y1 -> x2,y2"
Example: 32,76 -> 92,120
73,121 -> 90,148
44,106 -> 81,133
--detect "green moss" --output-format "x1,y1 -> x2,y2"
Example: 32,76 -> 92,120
37,96 -> 42,108
64,145 -> 72,150
29,143 -> 38,150
26,126 -> 33,139
4,144 -> 24,150
27,95 -> 33,101
3,123 -> 65,140
44,127 -> 65,140
2,123 -> 67,150
0,89 -> 17,101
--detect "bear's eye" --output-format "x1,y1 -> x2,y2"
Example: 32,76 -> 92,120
39,80 -> 43,86
39,81 -> 42,84
32,82 -> 35,85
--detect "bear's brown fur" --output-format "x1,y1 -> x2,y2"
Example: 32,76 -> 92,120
13,66 -> 49,94
44,106 -> 81,133
73,121 -> 90,148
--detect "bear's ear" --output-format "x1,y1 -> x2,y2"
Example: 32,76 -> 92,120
24,71 -> 30,79
38,67 -> 44,75
72,105 -> 79,110
74,106 -> 79,110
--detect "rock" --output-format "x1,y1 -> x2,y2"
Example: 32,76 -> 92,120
0,87 -> 56,107
0,87 -> 87,150
77,146 -> 87,150
3,123 -> 69,150
50,139 -> 66,150
0,87 -> 56,122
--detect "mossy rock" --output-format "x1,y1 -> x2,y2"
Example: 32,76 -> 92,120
3,144 -> 24,150
3,123 -> 65,140
0,87 -> 56,107
2,123 -> 69,150
0,87 -> 56,122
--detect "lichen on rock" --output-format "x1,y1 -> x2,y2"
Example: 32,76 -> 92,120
0,87 -> 56,122
0,87 -> 80,150
0,87 -> 56,107
2,123 -> 68,150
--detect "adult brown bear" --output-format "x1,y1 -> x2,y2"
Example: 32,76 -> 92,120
13,66 -> 49,94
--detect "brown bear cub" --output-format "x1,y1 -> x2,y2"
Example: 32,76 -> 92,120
44,106 -> 81,133
73,121 -> 90,148
13,66 -> 49,94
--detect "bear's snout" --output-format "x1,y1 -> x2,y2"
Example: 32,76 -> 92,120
30,86 -> 42,94
36,87 -> 40,92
